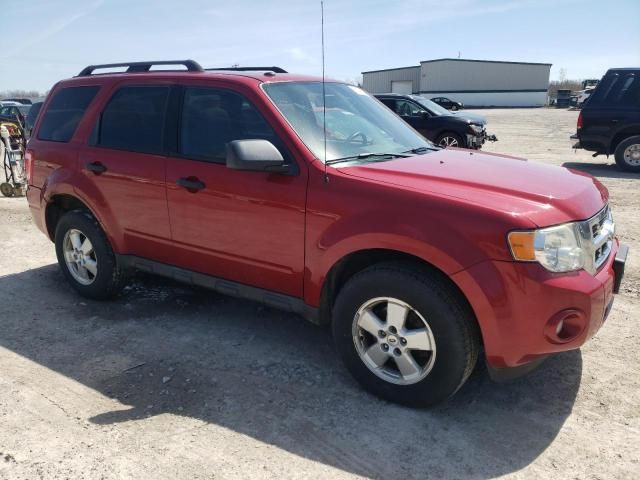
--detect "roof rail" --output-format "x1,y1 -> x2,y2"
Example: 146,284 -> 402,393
206,66 -> 288,74
77,60 -> 204,76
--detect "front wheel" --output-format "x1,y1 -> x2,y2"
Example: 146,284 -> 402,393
332,263 -> 480,407
614,135 -> 640,172
436,132 -> 464,148
55,210 -> 128,299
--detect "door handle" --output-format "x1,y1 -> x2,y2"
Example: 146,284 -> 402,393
176,177 -> 206,192
86,161 -> 107,175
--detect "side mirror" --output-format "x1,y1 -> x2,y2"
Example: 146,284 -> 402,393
226,139 -> 293,175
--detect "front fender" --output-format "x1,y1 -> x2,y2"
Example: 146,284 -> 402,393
303,210 -> 492,307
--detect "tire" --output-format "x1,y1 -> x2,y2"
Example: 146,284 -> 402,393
451,105 -> 459,111
614,135 -> 640,173
332,262 -> 480,408
436,132 -> 464,148
1,182 -> 14,197
54,209 -> 128,300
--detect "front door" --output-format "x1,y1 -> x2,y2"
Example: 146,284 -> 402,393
392,99 -> 435,139
165,85 -> 307,297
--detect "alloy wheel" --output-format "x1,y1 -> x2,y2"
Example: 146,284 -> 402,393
439,136 -> 459,147
63,229 -> 98,285
352,297 -> 436,385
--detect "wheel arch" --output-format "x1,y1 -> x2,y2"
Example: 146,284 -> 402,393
610,126 -> 640,154
45,194 -> 96,241
318,248 -> 482,344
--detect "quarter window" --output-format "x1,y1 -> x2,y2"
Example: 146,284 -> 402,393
93,85 -> 169,154
179,87 -> 281,163
37,86 -> 100,142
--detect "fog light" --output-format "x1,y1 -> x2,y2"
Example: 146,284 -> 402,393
545,309 -> 586,344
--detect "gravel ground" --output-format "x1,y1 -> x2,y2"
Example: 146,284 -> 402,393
0,108 -> 638,479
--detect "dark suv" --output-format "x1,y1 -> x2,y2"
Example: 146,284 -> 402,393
26,60 -> 626,408
572,68 -> 640,172
375,93 -> 496,149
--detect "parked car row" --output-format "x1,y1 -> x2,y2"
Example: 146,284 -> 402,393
0,100 -> 44,138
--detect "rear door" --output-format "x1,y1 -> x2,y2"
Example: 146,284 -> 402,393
164,83 -> 307,297
77,83 -> 172,258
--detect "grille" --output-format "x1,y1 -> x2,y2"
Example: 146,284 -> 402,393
581,204 -> 614,273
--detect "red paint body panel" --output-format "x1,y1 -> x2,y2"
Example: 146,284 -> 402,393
452,240 -> 617,367
26,70 -> 621,371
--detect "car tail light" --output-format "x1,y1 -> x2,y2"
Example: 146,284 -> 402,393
25,148 -> 34,184
577,111 -> 583,130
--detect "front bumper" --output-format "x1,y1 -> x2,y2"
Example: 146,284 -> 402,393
466,131 -> 498,149
452,239 -> 627,371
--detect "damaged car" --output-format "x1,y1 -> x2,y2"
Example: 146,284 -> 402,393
375,93 -> 497,149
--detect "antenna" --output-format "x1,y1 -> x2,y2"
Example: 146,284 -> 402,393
321,0 -> 328,183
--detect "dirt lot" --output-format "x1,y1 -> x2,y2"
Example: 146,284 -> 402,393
1,108 -> 638,480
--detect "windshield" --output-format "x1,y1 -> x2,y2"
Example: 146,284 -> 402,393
410,96 -> 452,116
263,82 -> 432,162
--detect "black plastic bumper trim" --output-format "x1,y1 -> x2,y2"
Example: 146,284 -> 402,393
613,244 -> 628,294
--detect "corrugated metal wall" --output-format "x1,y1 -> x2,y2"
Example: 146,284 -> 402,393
419,91 -> 547,107
419,60 -> 551,92
362,67 -> 420,94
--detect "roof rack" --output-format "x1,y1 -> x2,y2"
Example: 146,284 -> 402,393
77,60 -> 204,76
205,66 -> 287,74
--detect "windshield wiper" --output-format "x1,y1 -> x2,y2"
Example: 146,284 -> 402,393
326,152 -> 413,165
403,146 -> 439,154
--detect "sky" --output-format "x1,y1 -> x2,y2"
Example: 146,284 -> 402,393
1,0 -> 639,93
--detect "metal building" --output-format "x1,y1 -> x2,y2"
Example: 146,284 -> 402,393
362,58 -> 552,107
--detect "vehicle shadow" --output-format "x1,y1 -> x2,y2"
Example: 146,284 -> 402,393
562,161 -> 639,179
0,264 -> 583,479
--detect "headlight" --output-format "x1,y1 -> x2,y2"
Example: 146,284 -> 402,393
508,222 -> 586,272
469,124 -> 484,134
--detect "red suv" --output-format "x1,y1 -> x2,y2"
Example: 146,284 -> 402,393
26,60 -> 628,407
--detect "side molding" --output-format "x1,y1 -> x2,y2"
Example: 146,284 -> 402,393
117,255 -> 320,325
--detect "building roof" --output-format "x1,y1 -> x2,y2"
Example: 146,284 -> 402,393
362,58 -> 553,75
361,65 -> 420,74
419,58 -> 552,66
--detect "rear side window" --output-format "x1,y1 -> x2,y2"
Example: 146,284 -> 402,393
93,85 -> 169,154
37,86 -> 99,142
616,74 -> 639,106
179,87 -> 281,163
589,72 -> 640,107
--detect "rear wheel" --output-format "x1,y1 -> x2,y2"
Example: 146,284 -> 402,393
55,210 -> 128,299
332,262 -> 480,407
451,105 -> 459,111
436,132 -> 464,148
614,135 -> 640,172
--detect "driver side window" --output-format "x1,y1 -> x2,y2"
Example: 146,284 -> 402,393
394,100 -> 422,117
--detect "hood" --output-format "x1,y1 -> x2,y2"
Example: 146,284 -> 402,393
339,149 -> 608,227
451,111 -> 487,125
